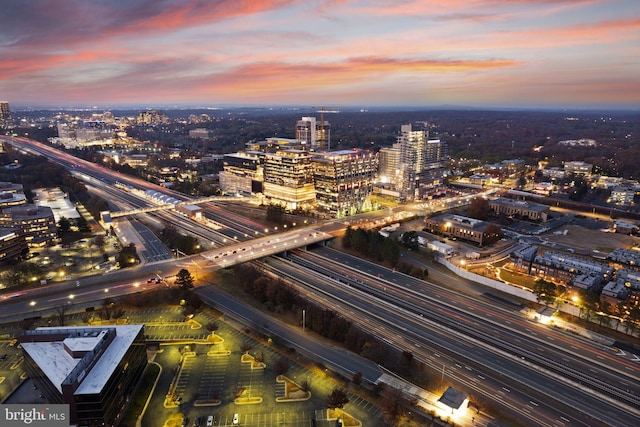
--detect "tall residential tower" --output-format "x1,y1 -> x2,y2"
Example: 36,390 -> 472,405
393,124 -> 448,201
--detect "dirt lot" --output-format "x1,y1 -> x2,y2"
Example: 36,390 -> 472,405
543,224 -> 638,253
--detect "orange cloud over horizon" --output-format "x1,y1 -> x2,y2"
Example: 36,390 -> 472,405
0,0 -> 637,109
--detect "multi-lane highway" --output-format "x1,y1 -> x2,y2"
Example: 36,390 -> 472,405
263,247 -> 640,427
2,135 -> 639,426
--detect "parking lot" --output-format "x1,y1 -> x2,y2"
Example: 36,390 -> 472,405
141,309 -> 383,427
0,340 -> 26,402
0,306 -> 383,427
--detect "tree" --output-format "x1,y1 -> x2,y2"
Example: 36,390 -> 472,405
205,321 -> 219,334
266,203 -> 285,223
467,197 -> 490,220
58,216 -> 71,234
483,224 -> 502,245
517,174 -> 527,188
55,304 -> 71,326
532,279 -> 558,306
273,358 -> 290,376
626,304 -> 640,335
175,268 -> 194,290
326,388 -> 349,410
352,371 -> 362,385
400,231 -> 419,250
116,243 -> 139,268
112,306 -> 126,323
578,289 -> 600,321
380,386 -> 410,426
76,216 -> 90,233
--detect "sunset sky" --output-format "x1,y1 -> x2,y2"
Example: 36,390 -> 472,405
1,0 -> 639,109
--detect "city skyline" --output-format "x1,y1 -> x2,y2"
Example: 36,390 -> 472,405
1,0 -> 639,110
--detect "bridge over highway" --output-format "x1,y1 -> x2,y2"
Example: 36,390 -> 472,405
162,227 -> 334,271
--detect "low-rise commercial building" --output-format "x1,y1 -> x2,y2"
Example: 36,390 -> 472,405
564,161 -> 592,177
424,213 -> 500,246
489,197 -> 550,222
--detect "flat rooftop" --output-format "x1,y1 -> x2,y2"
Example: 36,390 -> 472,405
20,324 -> 143,395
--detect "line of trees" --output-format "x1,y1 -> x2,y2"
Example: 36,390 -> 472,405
160,225 -> 201,255
233,264 -> 415,369
342,226 -> 400,266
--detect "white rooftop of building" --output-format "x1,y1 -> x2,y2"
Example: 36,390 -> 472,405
21,324 -> 143,395
32,187 -> 80,221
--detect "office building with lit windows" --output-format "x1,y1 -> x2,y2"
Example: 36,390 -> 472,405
0,204 -> 57,246
0,101 -> 11,126
19,325 -> 147,427
0,227 -> 27,265
312,149 -> 378,217
263,149 -> 316,210
219,152 -> 263,195
564,161 -> 593,177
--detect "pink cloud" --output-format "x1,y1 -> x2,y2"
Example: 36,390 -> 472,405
0,0 -> 295,50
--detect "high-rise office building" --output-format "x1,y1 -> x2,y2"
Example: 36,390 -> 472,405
312,149 -> 378,217
419,138 -> 448,195
0,101 -> 11,126
377,145 -> 401,182
136,110 -> 169,125
296,117 -> 317,147
263,149 -> 316,210
219,153 -> 263,195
